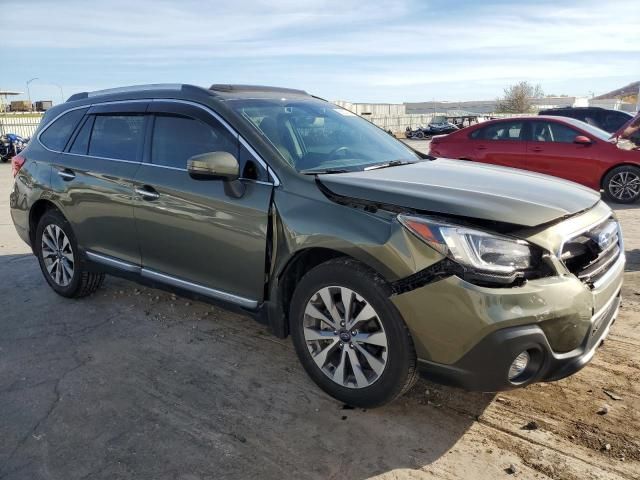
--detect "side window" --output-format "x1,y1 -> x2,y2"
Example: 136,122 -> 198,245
532,121 -> 579,143
474,121 -> 523,141
581,111 -> 601,128
39,108 -> 87,151
603,112 -> 631,132
151,115 -> 237,169
89,115 -> 145,161
69,116 -> 94,154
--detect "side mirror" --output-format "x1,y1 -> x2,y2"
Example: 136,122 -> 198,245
187,151 -> 240,180
187,151 -> 245,198
574,135 -> 592,145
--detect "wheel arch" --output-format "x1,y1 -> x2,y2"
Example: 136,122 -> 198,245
267,247 -> 392,339
600,162 -> 640,189
28,199 -> 64,248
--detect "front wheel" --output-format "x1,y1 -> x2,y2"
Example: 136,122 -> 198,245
603,165 -> 640,204
290,258 -> 418,408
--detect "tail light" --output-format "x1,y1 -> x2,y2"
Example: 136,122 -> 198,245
11,155 -> 25,178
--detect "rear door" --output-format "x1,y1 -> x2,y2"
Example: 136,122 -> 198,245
133,101 -> 273,305
467,119 -> 527,169
51,102 -> 147,264
526,120 -> 597,186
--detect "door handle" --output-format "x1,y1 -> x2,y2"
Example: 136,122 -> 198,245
531,147 -> 543,152
476,145 -> 487,150
135,186 -> 160,201
57,169 -> 76,181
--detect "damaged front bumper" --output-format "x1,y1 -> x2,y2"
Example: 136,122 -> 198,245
391,251 -> 625,391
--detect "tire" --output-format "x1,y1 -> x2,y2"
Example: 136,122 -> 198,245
35,209 -> 105,298
290,258 -> 418,408
603,165 -> 640,204
415,131 -> 425,139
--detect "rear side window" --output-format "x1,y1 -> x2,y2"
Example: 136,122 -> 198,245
471,121 -> 523,141
151,115 -> 237,169
89,115 -> 145,161
39,108 -> 87,151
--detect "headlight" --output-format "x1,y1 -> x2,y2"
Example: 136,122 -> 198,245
398,214 -> 533,274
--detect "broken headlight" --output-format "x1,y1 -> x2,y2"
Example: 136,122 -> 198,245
398,214 -> 536,276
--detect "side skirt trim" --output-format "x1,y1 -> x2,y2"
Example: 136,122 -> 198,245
85,250 -> 258,309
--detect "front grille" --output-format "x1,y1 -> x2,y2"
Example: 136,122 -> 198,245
560,218 -> 621,286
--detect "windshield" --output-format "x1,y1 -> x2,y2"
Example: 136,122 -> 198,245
228,98 -> 419,173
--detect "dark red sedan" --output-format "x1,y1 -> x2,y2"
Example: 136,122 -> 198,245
429,115 -> 640,203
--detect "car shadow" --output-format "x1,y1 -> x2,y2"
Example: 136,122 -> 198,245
0,259 -> 493,479
625,249 -> 640,273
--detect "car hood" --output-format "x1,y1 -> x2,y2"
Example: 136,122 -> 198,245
318,159 -> 600,227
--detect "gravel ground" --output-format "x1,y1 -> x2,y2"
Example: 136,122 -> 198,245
1,159 -> 639,480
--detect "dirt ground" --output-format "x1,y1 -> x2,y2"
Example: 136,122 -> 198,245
1,157 -> 639,480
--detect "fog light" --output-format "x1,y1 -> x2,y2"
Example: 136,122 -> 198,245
508,351 -> 531,381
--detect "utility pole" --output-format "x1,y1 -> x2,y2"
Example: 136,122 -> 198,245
51,83 -> 65,104
26,77 -> 39,110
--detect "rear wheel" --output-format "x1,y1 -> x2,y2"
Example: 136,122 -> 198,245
35,209 -> 104,298
290,258 -> 418,408
603,165 -> 640,204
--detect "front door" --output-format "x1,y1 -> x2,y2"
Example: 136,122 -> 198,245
526,120 -> 596,186
133,101 -> 273,305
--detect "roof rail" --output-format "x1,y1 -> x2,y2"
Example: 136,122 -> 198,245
209,84 -> 308,95
66,84 -> 203,102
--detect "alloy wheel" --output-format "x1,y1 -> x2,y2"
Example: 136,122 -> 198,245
609,171 -> 640,201
41,224 -> 75,287
303,286 -> 388,389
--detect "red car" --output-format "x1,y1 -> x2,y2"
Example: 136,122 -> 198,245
429,115 -> 640,203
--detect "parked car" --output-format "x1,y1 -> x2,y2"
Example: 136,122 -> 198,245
10,84 -> 624,407
538,106 -> 633,134
429,116 -> 640,203
426,115 -> 460,135
406,118 -> 460,139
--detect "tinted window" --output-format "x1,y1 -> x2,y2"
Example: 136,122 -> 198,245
69,116 -> 94,154
89,115 -> 145,161
473,121 -> 523,141
151,115 -> 237,169
579,110 -> 603,129
602,112 -> 632,132
532,121 -> 579,143
39,108 -> 87,151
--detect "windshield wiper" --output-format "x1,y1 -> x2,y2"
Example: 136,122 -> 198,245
364,159 -> 416,171
300,168 -> 350,175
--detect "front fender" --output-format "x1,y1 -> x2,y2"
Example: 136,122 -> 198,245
271,189 -> 443,283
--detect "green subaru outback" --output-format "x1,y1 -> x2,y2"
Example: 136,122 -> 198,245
10,84 -> 624,407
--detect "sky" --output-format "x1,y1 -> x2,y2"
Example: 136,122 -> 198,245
3,0 -> 639,104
